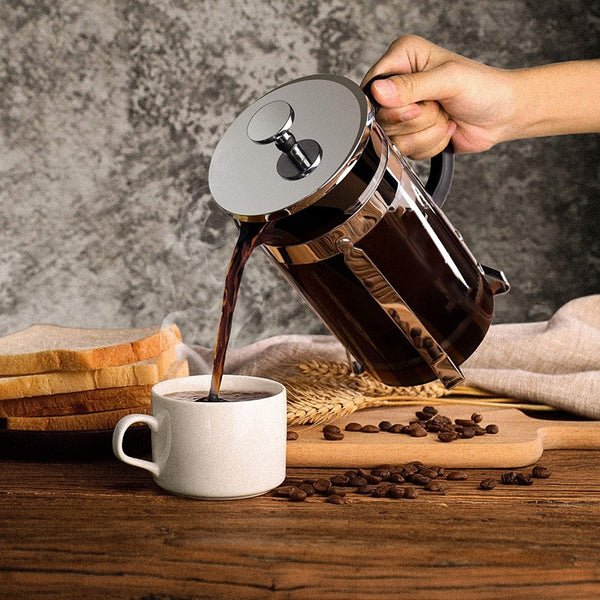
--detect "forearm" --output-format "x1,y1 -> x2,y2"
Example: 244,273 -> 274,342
503,60 -> 600,142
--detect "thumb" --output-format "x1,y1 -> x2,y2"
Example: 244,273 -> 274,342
371,68 -> 455,108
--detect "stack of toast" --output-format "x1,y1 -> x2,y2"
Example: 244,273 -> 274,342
0,323 -> 189,431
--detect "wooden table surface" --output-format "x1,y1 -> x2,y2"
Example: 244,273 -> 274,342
1,446 -> 599,600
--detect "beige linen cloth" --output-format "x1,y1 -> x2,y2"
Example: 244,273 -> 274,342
185,295 -> 600,419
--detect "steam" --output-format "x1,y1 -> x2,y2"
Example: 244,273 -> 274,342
162,184 -> 271,375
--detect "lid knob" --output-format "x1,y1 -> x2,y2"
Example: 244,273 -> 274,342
246,100 -> 322,180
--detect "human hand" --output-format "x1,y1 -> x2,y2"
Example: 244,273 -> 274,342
362,35 -> 515,159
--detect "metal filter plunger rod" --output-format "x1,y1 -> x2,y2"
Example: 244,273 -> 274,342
247,100 -> 322,180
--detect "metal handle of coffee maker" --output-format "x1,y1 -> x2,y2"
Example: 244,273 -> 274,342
336,237 -> 465,389
362,75 -> 455,208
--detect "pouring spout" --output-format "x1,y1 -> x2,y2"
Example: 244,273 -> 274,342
480,264 -> 511,295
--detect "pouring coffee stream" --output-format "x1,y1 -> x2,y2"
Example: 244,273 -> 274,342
206,74 -> 509,397
207,221 -> 270,401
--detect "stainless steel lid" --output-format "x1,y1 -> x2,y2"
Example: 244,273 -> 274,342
208,74 -> 370,222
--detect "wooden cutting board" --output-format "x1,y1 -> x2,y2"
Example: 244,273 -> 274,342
286,404 -> 600,468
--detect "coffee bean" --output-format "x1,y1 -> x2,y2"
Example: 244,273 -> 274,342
408,473 -> 431,486
472,425 -> 487,436
371,468 -> 391,481
438,431 -> 459,443
356,484 -> 374,495
501,471 -> 518,485
400,463 -> 419,476
273,486 -> 296,497
387,485 -> 405,499
387,473 -> 405,484
326,494 -> 346,505
455,418 -> 476,427
323,430 -> 344,441
299,483 -> 316,496
364,474 -> 382,484
289,489 -> 307,502
388,424 -> 405,433
361,424 -> 380,433
432,415 -> 452,426
330,475 -> 349,486
327,485 -> 347,496
418,467 -> 439,479
378,420 -> 393,431
344,422 -> 362,432
532,465 -> 551,479
424,480 -> 444,492
312,479 -> 330,494
471,412 -> 483,423
480,478 -> 497,490
322,424 -> 341,435
422,406 -> 438,416
515,473 -> 534,486
409,425 -> 428,437
425,421 -> 443,433
410,327 -> 422,338
286,430 -> 299,441
446,471 -> 468,481
485,424 -> 499,434
404,485 -> 419,499
415,411 -> 432,421
347,475 -> 368,487
457,427 -> 476,439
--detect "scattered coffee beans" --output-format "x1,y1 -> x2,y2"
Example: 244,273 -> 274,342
323,406 -> 501,444
271,461 -> 552,504
500,465 -> 550,485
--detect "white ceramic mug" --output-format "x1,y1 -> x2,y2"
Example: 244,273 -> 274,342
112,374 -> 287,500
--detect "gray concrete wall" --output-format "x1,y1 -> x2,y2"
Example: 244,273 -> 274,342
1,0 -> 599,349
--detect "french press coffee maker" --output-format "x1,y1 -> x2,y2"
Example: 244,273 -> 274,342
208,74 -> 509,389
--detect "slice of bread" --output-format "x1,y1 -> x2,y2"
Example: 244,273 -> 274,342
0,359 -> 189,417
0,406 -> 152,431
0,323 -> 182,376
0,344 -> 182,401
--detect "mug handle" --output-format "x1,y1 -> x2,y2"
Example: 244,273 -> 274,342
362,74 -> 455,207
112,414 -> 160,477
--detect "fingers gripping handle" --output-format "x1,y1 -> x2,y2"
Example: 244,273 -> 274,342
362,74 -> 455,208
112,414 -> 160,477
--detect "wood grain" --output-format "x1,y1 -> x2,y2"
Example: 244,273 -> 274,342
1,449 -> 599,599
